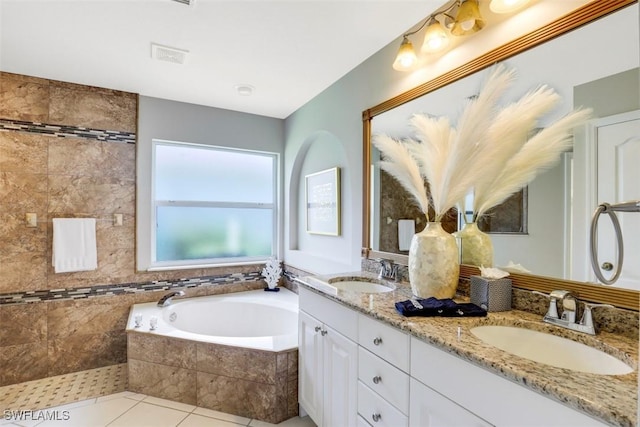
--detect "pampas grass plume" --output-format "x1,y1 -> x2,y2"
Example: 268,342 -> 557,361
373,134 -> 431,218
372,63 -> 592,225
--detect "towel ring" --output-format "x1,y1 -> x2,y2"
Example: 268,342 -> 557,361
589,203 -> 624,285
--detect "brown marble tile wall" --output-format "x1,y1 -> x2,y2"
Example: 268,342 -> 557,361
0,72 -> 279,387
0,304 -> 48,385
0,71 -> 138,296
0,74 -> 50,123
128,331 -> 299,423
48,81 -> 136,133
0,72 -> 136,132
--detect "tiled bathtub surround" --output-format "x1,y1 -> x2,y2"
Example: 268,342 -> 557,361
127,332 -> 298,424
0,277 -> 266,387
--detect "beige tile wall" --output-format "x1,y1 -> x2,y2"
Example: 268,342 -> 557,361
0,72 -> 268,386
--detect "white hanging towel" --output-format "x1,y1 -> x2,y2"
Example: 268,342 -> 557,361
398,219 -> 416,251
52,218 -> 98,273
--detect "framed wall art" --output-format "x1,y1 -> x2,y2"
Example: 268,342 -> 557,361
305,167 -> 341,236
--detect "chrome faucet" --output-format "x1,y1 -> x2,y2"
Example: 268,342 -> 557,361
378,259 -> 399,281
157,290 -> 185,307
552,290 -> 577,323
533,290 -> 612,335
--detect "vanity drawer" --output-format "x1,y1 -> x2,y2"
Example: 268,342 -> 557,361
358,347 -> 409,414
299,286 -> 358,341
358,381 -> 408,427
358,314 -> 410,371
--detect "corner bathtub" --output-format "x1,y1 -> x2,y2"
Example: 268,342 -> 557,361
126,287 -> 300,423
126,287 -> 299,352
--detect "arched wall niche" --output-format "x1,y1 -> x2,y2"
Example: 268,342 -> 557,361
287,130 -> 354,272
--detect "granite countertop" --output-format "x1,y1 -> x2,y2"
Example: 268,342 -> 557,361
297,272 -> 638,427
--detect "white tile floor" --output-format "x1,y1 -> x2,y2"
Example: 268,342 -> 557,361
1,392 -> 316,427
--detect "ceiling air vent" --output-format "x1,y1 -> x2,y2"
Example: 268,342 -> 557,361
151,43 -> 189,65
171,0 -> 195,5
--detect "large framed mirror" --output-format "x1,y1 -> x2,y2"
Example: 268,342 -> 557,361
362,0 -> 639,310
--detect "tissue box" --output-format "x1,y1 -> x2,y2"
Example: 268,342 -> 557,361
470,275 -> 512,312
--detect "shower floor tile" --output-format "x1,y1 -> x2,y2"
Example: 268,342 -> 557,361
0,364 -> 316,426
0,364 -> 128,413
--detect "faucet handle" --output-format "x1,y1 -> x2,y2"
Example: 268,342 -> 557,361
532,291 -> 559,319
580,302 -> 615,330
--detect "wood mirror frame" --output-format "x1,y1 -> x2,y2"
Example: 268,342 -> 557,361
361,0 -> 639,311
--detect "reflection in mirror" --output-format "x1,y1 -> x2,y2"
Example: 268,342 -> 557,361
364,2 -> 639,296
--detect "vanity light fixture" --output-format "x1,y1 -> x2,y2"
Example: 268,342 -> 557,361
392,0 -> 470,71
393,11 -> 452,70
421,18 -> 450,53
392,0 -> 533,71
393,36 -> 419,71
451,0 -> 484,35
489,0 -> 530,14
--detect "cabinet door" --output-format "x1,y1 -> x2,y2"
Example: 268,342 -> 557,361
410,378 -> 493,427
323,324 -> 359,427
299,310 -> 324,427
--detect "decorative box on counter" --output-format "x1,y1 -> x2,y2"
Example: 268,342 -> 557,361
470,275 -> 512,312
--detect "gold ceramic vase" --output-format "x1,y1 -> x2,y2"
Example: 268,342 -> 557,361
408,222 -> 460,298
453,222 -> 494,267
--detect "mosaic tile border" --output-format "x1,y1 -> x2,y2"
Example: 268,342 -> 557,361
0,272 -> 262,306
0,118 -> 136,144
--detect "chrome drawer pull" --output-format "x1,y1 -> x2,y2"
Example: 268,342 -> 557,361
373,337 -> 383,346
372,375 -> 382,384
372,413 -> 381,422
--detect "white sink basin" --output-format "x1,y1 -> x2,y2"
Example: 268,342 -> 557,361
329,280 -> 396,293
470,325 -> 634,375
302,276 -> 396,294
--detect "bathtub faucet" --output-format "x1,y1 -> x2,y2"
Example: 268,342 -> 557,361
157,290 -> 185,307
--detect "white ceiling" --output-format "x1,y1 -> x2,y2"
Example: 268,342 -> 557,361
0,0 -> 442,119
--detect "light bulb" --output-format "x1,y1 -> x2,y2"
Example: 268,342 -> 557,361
422,21 -> 450,53
461,19 -> 475,31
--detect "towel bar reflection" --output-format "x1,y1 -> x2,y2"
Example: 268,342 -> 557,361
25,213 -> 123,227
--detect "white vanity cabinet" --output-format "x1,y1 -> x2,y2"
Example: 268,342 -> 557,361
410,337 -> 608,427
298,287 -> 358,427
298,285 -> 609,427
